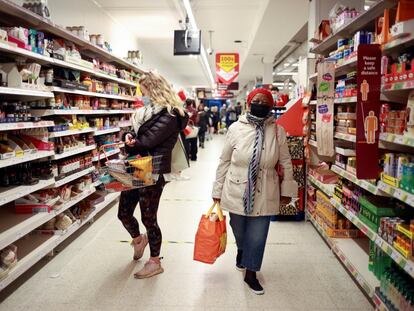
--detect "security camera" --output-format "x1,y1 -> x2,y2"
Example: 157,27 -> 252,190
206,48 -> 214,55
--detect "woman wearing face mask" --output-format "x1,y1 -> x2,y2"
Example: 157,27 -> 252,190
119,71 -> 188,279
212,88 -> 298,295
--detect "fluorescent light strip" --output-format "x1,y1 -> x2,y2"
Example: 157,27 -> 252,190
182,0 -> 215,86
276,72 -> 298,75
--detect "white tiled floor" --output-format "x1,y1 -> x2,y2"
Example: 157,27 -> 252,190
0,135 -> 373,311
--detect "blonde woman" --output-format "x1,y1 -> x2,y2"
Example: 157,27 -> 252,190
119,71 -> 188,279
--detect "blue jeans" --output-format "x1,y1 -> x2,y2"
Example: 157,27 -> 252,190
229,213 -> 271,272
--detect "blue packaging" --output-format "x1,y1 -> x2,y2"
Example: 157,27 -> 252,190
344,49 -> 350,57
337,38 -> 348,49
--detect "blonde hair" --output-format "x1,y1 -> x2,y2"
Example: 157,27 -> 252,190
139,71 -> 185,117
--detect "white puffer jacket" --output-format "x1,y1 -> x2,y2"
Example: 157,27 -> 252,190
212,115 -> 298,217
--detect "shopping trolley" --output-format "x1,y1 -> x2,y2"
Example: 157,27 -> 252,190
97,143 -> 163,192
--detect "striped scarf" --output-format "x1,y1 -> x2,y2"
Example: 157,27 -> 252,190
243,113 -> 268,215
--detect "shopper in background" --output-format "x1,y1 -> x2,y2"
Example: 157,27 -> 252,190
212,88 -> 298,295
185,98 -> 199,161
226,103 -> 238,128
220,103 -> 227,127
121,71 -> 188,279
236,101 -> 243,117
197,104 -> 209,148
211,106 -> 220,134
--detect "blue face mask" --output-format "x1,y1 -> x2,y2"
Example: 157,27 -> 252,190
142,96 -> 151,106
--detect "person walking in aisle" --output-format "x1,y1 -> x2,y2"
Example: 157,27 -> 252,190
212,88 -> 298,295
120,71 -> 188,279
185,98 -> 199,161
197,104 -> 209,148
220,103 -> 227,126
236,101 -> 243,117
226,103 -> 238,128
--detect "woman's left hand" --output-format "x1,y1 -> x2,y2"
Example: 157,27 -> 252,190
280,196 -> 291,205
125,133 -> 136,147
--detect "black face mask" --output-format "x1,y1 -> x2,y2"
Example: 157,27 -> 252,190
250,103 -> 271,118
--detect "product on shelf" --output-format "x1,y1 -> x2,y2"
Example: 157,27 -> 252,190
0,244 -> 18,280
381,152 -> 414,194
309,163 -> 338,184
22,0 -> 50,19
315,190 -> 359,238
328,3 -> 360,33
379,265 -> 414,311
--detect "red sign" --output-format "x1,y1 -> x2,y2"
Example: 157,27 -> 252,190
216,53 -> 239,85
356,44 -> 382,179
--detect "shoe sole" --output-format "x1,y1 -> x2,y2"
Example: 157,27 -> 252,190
250,288 -> 265,295
236,266 -> 246,272
134,267 -> 164,279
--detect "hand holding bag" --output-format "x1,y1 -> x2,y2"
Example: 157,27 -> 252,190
185,121 -> 200,139
193,202 -> 227,264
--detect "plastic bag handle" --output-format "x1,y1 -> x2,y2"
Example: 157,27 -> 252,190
96,142 -> 124,169
206,202 -> 224,221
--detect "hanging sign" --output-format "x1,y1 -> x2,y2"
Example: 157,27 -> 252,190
216,53 -> 239,85
356,44 -> 382,179
316,60 -> 336,157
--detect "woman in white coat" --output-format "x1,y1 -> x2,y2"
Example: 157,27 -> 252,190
212,88 -> 298,295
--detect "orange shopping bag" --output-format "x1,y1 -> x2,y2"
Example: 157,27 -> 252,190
193,202 -> 227,264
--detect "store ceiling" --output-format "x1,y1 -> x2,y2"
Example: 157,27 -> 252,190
45,0 -> 309,90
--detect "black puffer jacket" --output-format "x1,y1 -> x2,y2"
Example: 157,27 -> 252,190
124,108 -> 188,174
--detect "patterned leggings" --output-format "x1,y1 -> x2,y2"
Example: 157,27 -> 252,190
117,176 -> 166,257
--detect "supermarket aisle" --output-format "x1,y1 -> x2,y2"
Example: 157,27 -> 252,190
0,136 -> 373,311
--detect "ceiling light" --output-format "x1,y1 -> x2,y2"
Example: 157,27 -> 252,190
283,63 -> 291,67
364,5 -> 370,10
272,72 -> 276,76
291,63 -> 299,67
276,72 -> 298,75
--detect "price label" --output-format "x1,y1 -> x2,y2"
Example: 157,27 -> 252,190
395,136 -> 404,144
391,251 -> 400,261
394,189 -> 407,201
406,264 -> 414,276
375,235 -> 384,248
407,196 -> 414,207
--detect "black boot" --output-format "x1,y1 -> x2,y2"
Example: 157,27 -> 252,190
236,250 -> 245,271
244,270 -> 264,295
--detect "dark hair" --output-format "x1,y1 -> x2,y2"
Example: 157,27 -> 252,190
272,86 -> 280,92
185,98 -> 196,108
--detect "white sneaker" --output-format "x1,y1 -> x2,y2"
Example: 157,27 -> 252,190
134,259 -> 164,279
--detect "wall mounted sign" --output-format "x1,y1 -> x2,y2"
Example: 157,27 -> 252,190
216,53 -> 239,85
316,60 -> 336,157
356,44 -> 381,179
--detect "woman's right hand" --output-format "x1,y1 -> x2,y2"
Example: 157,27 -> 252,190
125,133 -> 136,147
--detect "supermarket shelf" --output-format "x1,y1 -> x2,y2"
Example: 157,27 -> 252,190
378,181 -> 414,208
0,42 -> 137,87
309,139 -> 318,148
334,97 -> 357,104
92,148 -> 121,161
330,198 -> 414,278
0,0 -> 145,74
331,165 -> 387,196
0,187 -> 96,251
0,121 -> 54,132
373,289 -> 391,311
0,150 -> 54,169
336,56 -> 358,76
0,178 -> 55,207
306,211 -> 378,298
380,133 -> 414,148
0,190 -> 118,291
51,87 -> 137,102
93,127 -> 121,136
383,33 -> 414,53
92,179 -> 102,187
382,80 -> 414,92
31,109 -> 136,117
310,0 -> 398,55
48,128 -> 94,138
308,175 -> 335,197
51,144 -> 96,160
335,132 -> 356,142
0,87 -> 54,100
49,166 -> 96,188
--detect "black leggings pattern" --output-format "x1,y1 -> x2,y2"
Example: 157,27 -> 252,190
117,177 -> 165,257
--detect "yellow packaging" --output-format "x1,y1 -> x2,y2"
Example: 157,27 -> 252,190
130,156 -> 153,185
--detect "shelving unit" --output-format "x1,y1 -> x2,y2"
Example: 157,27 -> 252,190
0,150 -> 54,169
307,1 -> 414,307
51,144 -> 96,160
0,191 -> 119,291
31,109 -> 135,117
0,0 -> 141,291
307,211 -> 379,298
